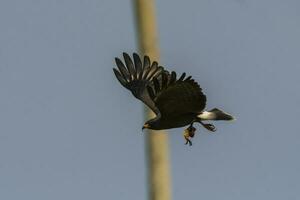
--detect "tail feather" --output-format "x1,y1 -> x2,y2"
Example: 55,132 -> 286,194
198,108 -> 235,121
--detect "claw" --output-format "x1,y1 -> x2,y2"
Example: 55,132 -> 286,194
201,123 -> 216,132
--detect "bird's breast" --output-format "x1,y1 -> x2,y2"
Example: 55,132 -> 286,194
157,113 -> 197,129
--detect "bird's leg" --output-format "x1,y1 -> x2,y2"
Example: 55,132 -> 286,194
183,124 -> 196,146
199,121 -> 216,132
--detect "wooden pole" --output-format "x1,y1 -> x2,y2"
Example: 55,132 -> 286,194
133,1 -> 171,200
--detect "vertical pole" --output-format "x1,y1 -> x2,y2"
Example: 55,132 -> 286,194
133,1 -> 171,200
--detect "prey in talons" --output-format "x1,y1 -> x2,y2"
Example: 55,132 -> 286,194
183,125 -> 196,146
183,121 -> 216,146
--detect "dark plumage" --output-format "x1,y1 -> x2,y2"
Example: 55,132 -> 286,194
113,53 -> 234,145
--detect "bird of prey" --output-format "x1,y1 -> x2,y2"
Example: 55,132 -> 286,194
113,53 -> 234,145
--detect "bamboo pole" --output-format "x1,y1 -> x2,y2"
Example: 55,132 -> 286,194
133,1 -> 171,200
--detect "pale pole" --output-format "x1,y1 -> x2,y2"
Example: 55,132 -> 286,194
133,1 -> 171,200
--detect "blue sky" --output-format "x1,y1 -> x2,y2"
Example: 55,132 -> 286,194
0,0 -> 300,199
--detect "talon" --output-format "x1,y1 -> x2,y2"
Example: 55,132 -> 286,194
201,122 -> 216,132
205,124 -> 216,132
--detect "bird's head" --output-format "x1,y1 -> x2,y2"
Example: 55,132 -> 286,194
142,123 -> 151,130
142,118 -> 160,130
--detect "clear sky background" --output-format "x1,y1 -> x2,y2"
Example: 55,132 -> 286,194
0,0 -> 299,200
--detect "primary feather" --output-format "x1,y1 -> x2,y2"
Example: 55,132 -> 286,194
113,52 -> 164,115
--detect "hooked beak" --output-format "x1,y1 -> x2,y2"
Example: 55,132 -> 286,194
142,123 -> 150,130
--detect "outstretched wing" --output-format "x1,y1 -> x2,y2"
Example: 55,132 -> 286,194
147,71 -> 206,117
113,52 -> 165,115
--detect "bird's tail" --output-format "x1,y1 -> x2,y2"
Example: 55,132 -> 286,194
197,108 -> 235,121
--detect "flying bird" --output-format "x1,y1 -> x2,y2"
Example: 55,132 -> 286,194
113,53 -> 234,145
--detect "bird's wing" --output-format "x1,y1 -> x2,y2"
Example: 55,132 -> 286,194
147,71 -> 206,117
113,52 -> 166,115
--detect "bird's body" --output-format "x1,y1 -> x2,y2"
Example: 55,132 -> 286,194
146,113 -> 197,130
113,53 -> 234,145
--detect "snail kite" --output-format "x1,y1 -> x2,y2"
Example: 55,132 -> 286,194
113,53 -> 234,145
